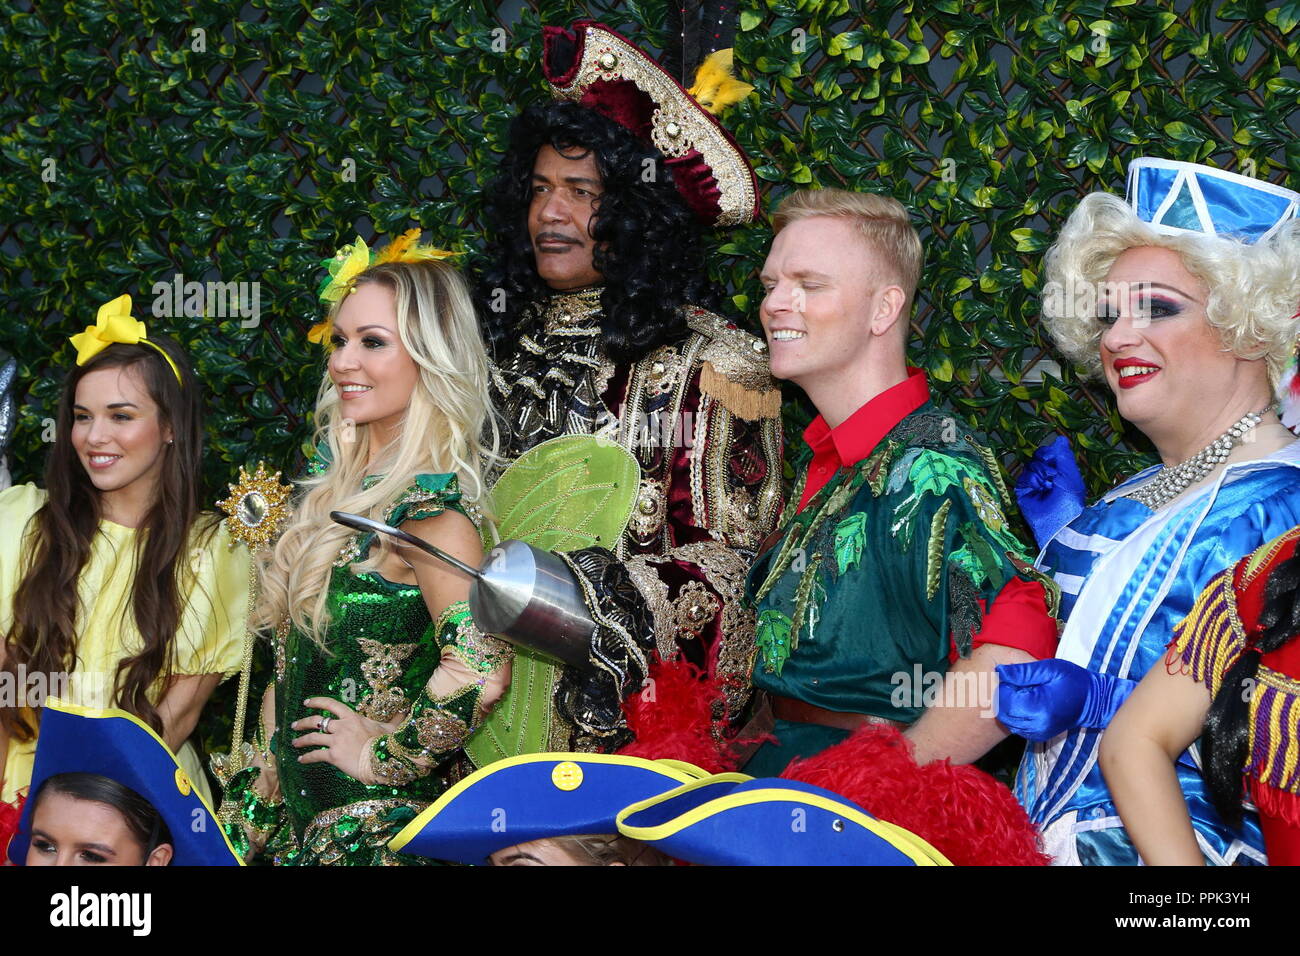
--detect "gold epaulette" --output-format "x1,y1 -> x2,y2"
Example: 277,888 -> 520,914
1170,563 -> 1242,698
684,306 -> 782,421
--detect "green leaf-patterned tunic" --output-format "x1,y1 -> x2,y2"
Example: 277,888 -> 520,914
745,404 -> 1049,775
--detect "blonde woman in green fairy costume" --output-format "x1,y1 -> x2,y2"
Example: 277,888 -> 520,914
221,234 -> 513,865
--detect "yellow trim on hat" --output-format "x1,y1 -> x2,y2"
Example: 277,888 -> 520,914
387,751 -> 710,853
41,698 -> 245,865
614,776 -> 953,867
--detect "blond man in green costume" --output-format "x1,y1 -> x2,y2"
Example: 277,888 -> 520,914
744,188 -> 1059,775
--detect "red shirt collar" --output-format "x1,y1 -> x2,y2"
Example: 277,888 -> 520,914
798,368 -> 930,511
804,367 -> 930,467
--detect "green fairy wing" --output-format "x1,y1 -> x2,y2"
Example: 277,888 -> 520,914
465,435 -> 640,768
481,435 -> 639,552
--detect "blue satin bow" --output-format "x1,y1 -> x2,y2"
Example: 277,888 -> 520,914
1015,435 -> 1087,550
996,659 -> 1137,741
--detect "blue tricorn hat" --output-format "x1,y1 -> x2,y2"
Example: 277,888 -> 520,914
388,752 -> 711,864
7,698 -> 241,866
1126,157 -> 1299,243
615,775 -> 952,866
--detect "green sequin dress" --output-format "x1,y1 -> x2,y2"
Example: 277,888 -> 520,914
223,473 -> 512,866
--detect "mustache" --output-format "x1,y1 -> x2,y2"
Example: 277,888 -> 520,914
533,231 -> 581,245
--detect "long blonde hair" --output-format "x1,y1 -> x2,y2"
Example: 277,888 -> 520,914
255,259 -> 501,645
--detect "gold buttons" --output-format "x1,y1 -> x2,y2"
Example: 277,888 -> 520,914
551,761 -> 584,791
598,51 -> 618,70
175,768 -> 192,797
638,496 -> 657,515
664,121 -> 682,139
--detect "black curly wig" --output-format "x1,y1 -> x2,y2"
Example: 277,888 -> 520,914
474,100 -> 722,364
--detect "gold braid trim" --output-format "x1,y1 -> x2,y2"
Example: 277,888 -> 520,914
688,308 -> 781,422
623,553 -> 677,662
1170,564 -> 1244,698
554,549 -> 649,737
548,25 -> 757,227
657,541 -> 758,720
699,363 -> 782,421
1253,665 -> 1300,794
300,798 -> 424,866
436,600 -> 513,676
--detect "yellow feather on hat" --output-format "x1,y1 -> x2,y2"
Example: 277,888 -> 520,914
687,49 -> 754,115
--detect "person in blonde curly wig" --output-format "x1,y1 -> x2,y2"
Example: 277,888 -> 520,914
999,161 -> 1300,866
222,251 -> 514,865
1040,190 -> 1300,390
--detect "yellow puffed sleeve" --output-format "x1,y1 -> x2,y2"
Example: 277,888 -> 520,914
173,517 -> 251,680
0,483 -> 47,636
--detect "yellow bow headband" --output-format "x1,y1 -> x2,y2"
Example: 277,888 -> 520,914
68,295 -> 183,386
308,229 -> 460,345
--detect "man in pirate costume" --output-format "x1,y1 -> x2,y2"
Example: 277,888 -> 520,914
470,20 -> 783,759
743,187 -> 1059,775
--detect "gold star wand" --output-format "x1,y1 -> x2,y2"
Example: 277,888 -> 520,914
210,464 -> 292,815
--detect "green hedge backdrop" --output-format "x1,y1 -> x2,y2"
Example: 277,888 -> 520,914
2,0 -> 1298,764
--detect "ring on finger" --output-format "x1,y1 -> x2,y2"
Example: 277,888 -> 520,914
320,716 -> 332,734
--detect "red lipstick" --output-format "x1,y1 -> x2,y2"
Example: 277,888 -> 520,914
1113,357 -> 1161,390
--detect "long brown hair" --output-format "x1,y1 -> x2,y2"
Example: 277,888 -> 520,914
1,336 -> 211,739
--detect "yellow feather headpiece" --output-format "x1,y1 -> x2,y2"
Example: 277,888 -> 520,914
308,229 -> 459,345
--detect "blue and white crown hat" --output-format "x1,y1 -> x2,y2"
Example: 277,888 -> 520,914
1126,157 -> 1299,244
387,753 -> 712,865
7,698 -> 242,866
1127,158 -> 1300,430
614,774 -> 953,866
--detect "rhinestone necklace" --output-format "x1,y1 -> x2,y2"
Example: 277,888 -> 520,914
1126,405 -> 1271,511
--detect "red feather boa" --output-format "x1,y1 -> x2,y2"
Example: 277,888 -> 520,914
0,792 -> 25,866
617,655 -> 740,773
618,657 -> 1047,865
780,724 -> 1050,866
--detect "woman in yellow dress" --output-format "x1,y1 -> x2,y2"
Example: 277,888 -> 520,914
0,297 -> 248,810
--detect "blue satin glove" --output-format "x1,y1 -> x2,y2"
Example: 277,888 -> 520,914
1015,435 -> 1086,550
995,660 -> 1137,741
